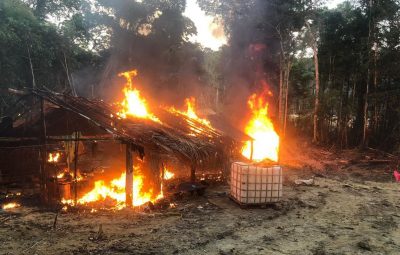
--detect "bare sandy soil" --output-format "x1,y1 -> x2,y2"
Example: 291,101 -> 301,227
1,145 -> 400,255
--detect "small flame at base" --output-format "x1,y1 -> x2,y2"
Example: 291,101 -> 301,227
62,171 -> 165,209
48,152 -> 60,163
2,202 -> 20,210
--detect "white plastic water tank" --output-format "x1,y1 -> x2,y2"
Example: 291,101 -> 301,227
230,162 -> 282,205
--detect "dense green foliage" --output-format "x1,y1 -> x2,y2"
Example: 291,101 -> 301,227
0,0 -> 102,114
201,0 -> 400,151
313,1 -> 400,150
1,0 -> 400,151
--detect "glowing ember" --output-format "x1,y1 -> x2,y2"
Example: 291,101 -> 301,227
163,167 -> 175,180
48,152 -> 60,163
2,202 -> 20,210
117,70 -> 160,123
57,169 -> 83,181
241,93 -> 279,162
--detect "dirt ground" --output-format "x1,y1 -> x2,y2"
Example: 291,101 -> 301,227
1,144 -> 400,255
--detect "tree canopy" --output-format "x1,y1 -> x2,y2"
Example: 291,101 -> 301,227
2,0 -> 400,151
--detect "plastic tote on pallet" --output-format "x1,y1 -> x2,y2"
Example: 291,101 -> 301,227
230,162 -> 282,205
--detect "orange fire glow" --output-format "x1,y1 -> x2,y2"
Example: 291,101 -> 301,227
117,70 -> 160,123
48,152 -> 60,163
57,169 -> 83,181
169,97 -> 214,135
163,167 -> 175,180
241,93 -> 279,162
183,97 -> 212,127
62,170 -> 163,209
2,202 -> 20,210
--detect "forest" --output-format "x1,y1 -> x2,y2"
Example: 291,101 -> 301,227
1,1 -> 400,254
2,0 -> 400,152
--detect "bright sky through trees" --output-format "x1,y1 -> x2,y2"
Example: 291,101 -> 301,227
326,0 -> 346,9
183,0 -> 227,51
183,0 -> 345,51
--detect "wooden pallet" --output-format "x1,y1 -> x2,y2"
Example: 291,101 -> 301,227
229,195 -> 280,209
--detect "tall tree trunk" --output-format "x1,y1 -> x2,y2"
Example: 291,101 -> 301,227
27,45 -> 36,89
306,22 -> 320,143
283,60 -> 291,137
278,57 -> 283,130
373,42 -> 378,132
215,86 -> 219,112
362,71 -> 370,147
312,44 -> 320,143
361,0 -> 374,148
338,81 -> 344,147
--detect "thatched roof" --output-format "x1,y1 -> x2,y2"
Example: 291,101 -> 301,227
0,89 -> 246,166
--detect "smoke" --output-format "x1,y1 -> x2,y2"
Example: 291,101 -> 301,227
74,0 -> 281,128
71,66 -> 103,98
218,0 -> 281,127
90,0 -> 214,110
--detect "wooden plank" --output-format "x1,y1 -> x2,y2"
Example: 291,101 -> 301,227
125,143 -> 133,207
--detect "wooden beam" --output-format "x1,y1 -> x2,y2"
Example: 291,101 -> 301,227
47,136 -> 114,142
73,132 -> 80,205
125,143 -> 133,207
40,98 -> 48,204
190,165 -> 196,182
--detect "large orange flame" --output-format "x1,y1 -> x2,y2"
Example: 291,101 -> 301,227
62,170 -> 164,209
78,172 -> 160,208
117,70 -> 160,123
168,97 -> 214,135
241,93 -> 279,162
183,97 -> 212,127
61,163 -> 175,209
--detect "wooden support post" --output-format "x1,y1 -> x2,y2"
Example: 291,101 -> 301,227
190,165 -> 196,183
161,163 -> 165,181
39,98 -> 47,204
73,132 -> 79,205
250,140 -> 254,162
125,143 -> 133,207
161,163 -> 165,195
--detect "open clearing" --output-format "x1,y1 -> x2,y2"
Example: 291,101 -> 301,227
1,147 -> 400,255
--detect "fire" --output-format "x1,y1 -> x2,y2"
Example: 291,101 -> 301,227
2,202 -> 20,210
241,93 -> 279,162
163,167 -> 175,180
117,70 -> 160,123
64,170 -> 163,209
48,152 -> 60,163
57,169 -> 83,181
183,97 -> 212,127
169,97 -> 214,135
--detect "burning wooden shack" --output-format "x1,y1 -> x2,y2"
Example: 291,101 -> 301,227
0,87 -> 249,209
